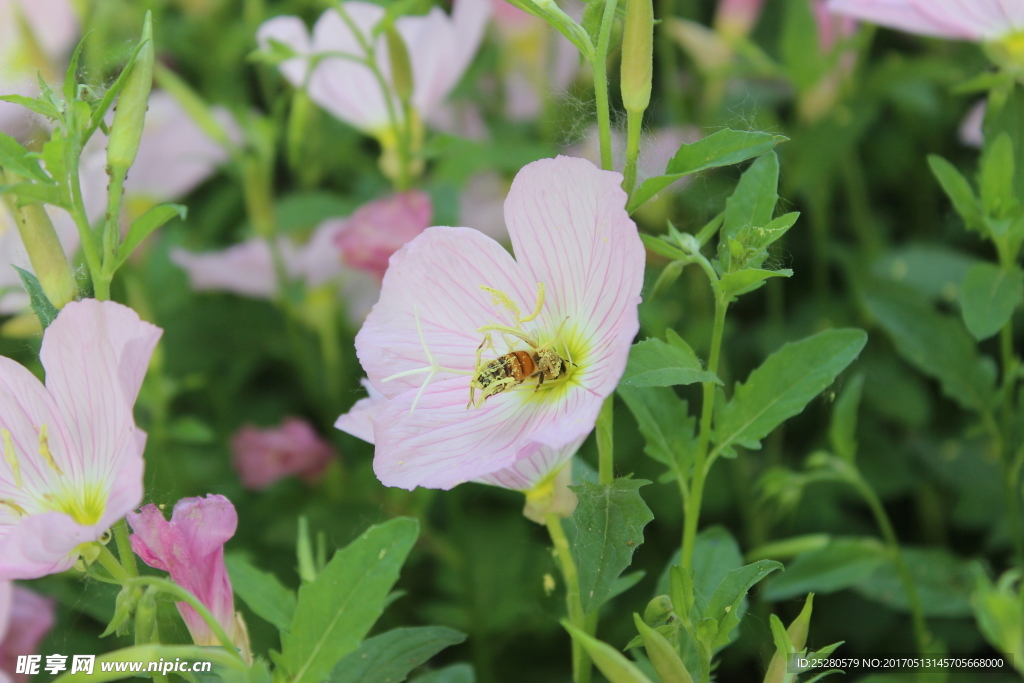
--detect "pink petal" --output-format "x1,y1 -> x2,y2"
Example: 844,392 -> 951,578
15,0 -> 78,61
231,418 -> 336,490
0,584 -> 55,681
0,582 -> 9,643
334,191 -> 433,279
171,241 -> 280,299
504,156 -> 644,399
476,439 -> 584,490
257,15 -> 313,86
0,511 -> 109,579
334,380 -> 384,444
826,0 -> 1024,40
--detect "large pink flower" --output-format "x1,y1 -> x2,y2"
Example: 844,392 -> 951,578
128,495 -> 248,654
827,0 -> 1024,41
257,0 -> 490,135
0,300 -> 162,580
0,582 -> 55,683
335,156 -> 644,490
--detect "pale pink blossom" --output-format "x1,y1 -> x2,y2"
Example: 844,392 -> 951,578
0,300 -> 162,580
128,495 -> 249,654
815,0 -> 858,51
826,0 -> 1024,41
334,379 -> 383,444
334,191 -> 432,279
459,173 -> 511,243
257,0 -> 490,135
714,0 -> 767,39
231,418 -> 335,490
960,100 -> 986,148
0,582 -> 55,683
335,156 -> 644,491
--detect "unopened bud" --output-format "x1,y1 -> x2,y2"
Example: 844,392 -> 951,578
633,614 -> 695,683
11,203 -> 77,308
620,0 -> 653,114
134,587 -> 159,644
643,595 -> 674,626
107,12 -> 155,171
385,24 -> 414,103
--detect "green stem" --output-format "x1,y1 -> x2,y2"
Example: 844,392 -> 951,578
96,545 -> 130,582
98,166 -> 127,292
622,109 -> 642,195
591,0 -> 621,171
129,576 -> 243,660
852,474 -> 931,653
66,144 -> 105,299
546,513 -> 592,683
681,293 -> 728,569
597,395 -> 614,485
112,519 -> 139,578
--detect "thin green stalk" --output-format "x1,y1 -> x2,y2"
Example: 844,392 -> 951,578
622,110 -> 642,195
96,545 -> 130,582
681,293 -> 728,569
597,395 -> 614,485
546,513 -> 591,683
98,167 -> 127,292
851,474 -> 931,654
66,145 -> 105,299
591,0 -> 621,171
113,519 -> 139,578
130,576 -> 244,660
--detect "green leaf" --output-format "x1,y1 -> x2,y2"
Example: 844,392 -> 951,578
633,614 -> 695,683
224,554 -> 296,633
959,262 -> 1024,341
703,560 -> 782,648
410,664 -> 475,683
829,374 -> 864,462
570,478 -> 654,614
872,244 -> 979,303
640,233 -> 687,261
715,268 -> 792,299
864,281 -> 996,413
330,627 -> 466,683
0,182 -> 68,208
113,203 -> 187,271
854,548 -> 974,618
561,621 -> 655,683
714,329 -> 867,455
780,0 -> 826,91
762,538 -> 887,601
722,152 -> 779,242
985,83 -> 1024,201
980,133 -> 1019,218
13,266 -> 59,329
0,94 -> 61,120
627,130 -> 784,212
282,517 -> 420,683
0,132 -> 52,183
928,155 -> 984,232
619,386 -> 695,475
620,337 -> 719,388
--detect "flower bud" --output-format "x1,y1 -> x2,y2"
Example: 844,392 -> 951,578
643,595 -> 674,626
107,12 -> 155,171
620,0 -> 654,114
385,24 -> 414,104
634,614 -> 695,683
11,203 -> 78,308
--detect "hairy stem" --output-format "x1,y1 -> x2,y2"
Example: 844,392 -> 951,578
546,513 -> 591,683
622,109 -> 642,195
112,519 -> 139,578
592,0 -> 621,171
597,395 -> 615,485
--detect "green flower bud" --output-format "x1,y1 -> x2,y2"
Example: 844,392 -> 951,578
107,12 -> 155,172
620,0 -> 654,114
643,594 -> 674,626
385,24 -> 414,104
634,614 -> 695,683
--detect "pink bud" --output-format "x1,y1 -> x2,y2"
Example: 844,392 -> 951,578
231,418 -> 336,490
0,584 -> 56,683
127,496 -> 249,655
714,0 -> 767,39
334,192 -> 432,279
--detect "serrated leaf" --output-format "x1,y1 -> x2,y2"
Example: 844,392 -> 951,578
959,262 -> 1024,341
620,337 -> 719,388
282,518 -> 419,683
703,560 -> 782,648
224,554 -> 296,633
928,155 -> 984,232
570,478 -> 654,614
13,266 -> 59,329
722,152 -> 779,242
330,626 -> 466,683
714,329 -> 867,455
763,538 -> 887,601
628,130 -> 784,212
113,203 -> 187,271
715,268 -> 792,299
0,132 -> 52,183
0,94 -> 61,120
619,386 -> 695,474
864,281 -> 996,413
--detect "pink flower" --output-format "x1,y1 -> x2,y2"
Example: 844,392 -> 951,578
335,156 -> 644,491
714,0 -> 767,39
960,100 -> 986,148
334,191 -> 432,279
0,583 -> 56,683
826,0 -> 1024,41
231,418 -> 336,490
257,0 -> 491,135
128,495 -> 249,653
814,0 -> 858,51
0,300 -> 162,580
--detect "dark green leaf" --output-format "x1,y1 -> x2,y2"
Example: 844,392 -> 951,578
872,244 -> 979,303
570,478 -> 654,614
330,627 -> 466,683
619,386 -> 695,474
928,155 -> 983,232
620,337 -> 719,388
854,548 -> 974,617
282,518 -> 420,683
829,374 -> 864,462
714,329 -> 867,455
715,268 -> 792,299
959,262 -> 1023,341
722,152 -> 779,241
224,554 -> 296,633
410,664 -> 475,683
781,0 -> 826,91
704,560 -> 783,647
980,133 -> 1019,218
13,266 -> 59,329
763,538 -> 887,601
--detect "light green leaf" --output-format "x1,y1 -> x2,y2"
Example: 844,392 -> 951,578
628,130 -> 785,212
619,386 -> 695,475
0,94 -> 61,120
633,614 -> 695,683
570,478 -> 654,614
865,282 -> 996,413
224,554 -> 296,633
959,262 -> 1024,341
113,203 -> 187,271
330,627 -> 466,683
980,132 -> 1019,219
0,131 -> 52,183
762,538 -> 887,601
620,337 -> 719,388
703,560 -> 782,648
640,233 -> 688,261
561,621 -> 655,683
722,152 -> 779,241
928,155 -> 984,232
829,374 -> 864,462
714,329 -> 867,455
282,517 -> 420,683
715,268 -> 792,299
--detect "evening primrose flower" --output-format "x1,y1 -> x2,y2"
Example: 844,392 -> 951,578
0,300 -> 162,580
256,0 -> 490,138
231,418 -> 335,490
0,582 -> 55,683
335,156 -> 644,490
827,0 -> 1024,42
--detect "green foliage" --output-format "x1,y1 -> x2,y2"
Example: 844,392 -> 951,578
330,627 -> 466,683
224,554 -> 296,632
619,385 -> 695,477
959,262 -> 1024,340
570,478 -> 654,614
763,538 -> 887,600
562,621 -> 654,683
281,518 -> 419,683
620,332 -> 720,388
13,266 -> 59,329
